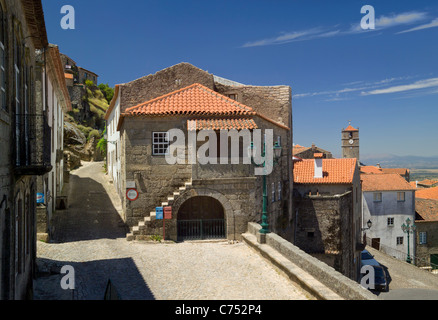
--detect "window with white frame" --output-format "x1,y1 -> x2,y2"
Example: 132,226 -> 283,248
397,192 -> 405,202
373,192 -> 382,202
396,236 -> 403,245
387,217 -> 394,226
419,232 -> 427,245
152,132 -> 169,155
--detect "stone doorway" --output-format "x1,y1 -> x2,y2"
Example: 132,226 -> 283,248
177,196 -> 226,241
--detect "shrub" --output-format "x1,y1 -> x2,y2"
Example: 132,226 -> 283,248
88,129 -> 100,141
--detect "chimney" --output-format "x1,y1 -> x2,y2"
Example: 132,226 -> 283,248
314,153 -> 323,178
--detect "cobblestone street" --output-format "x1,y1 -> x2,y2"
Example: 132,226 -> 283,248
34,162 -> 309,300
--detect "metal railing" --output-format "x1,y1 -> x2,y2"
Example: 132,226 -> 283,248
177,219 -> 225,241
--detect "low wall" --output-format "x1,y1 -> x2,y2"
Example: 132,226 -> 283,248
244,222 -> 377,300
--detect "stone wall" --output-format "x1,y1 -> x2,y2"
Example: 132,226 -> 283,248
293,191 -> 358,280
120,63 -> 215,111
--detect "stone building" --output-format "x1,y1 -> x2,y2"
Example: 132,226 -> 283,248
415,198 -> 438,269
35,44 -> 72,242
0,0 -> 52,299
105,63 -> 293,242
341,123 -> 359,160
293,143 -> 333,159
59,53 -> 99,85
292,155 -> 362,280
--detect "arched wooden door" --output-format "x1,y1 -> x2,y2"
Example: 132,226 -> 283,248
177,196 -> 226,241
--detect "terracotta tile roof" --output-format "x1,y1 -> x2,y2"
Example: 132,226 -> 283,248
360,166 -> 383,174
409,181 -> 418,189
344,124 -> 358,131
418,179 -> 438,187
361,173 -> 415,192
187,118 -> 258,131
124,83 -> 256,116
416,186 -> 438,200
416,198 -> 438,221
294,158 -> 357,184
380,168 -> 410,175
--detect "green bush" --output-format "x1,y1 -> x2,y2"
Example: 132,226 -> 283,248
85,79 -> 94,87
77,124 -> 93,138
88,129 -> 100,141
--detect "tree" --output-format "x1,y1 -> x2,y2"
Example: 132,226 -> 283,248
98,83 -> 115,104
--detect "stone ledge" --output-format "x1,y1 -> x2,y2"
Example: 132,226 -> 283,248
242,232 -> 342,300
244,222 -> 378,300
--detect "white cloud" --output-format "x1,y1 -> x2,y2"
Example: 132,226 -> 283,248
242,11 -> 430,48
397,18 -> 438,34
361,78 -> 438,95
375,11 -> 427,28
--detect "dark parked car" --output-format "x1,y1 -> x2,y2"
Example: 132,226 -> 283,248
361,249 -> 380,267
372,265 -> 388,292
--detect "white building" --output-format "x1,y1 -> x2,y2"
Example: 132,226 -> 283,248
36,44 -> 72,241
361,173 -> 416,262
104,85 -> 123,206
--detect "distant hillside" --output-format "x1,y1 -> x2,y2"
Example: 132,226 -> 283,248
360,154 -> 438,169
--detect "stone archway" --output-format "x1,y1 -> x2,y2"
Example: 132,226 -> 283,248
177,196 -> 225,240
172,188 -> 236,241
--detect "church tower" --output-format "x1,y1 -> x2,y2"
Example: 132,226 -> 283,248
342,121 -> 359,160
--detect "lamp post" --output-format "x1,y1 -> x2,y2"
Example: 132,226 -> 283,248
248,140 -> 282,235
361,219 -> 372,231
401,217 -> 416,264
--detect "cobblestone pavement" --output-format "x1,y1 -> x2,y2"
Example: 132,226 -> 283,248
34,162 -> 309,300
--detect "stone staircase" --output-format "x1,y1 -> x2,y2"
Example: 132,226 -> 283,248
126,180 -> 192,241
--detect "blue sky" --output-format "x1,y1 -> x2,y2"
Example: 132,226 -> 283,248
41,0 -> 438,158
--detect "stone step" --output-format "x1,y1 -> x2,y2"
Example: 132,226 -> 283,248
126,233 -> 134,241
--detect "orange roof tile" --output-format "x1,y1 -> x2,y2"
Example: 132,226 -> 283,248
380,168 -> 410,175
360,166 -> 383,174
361,173 -> 415,192
344,124 -> 358,131
416,198 -> 438,221
124,83 -> 256,116
416,186 -> 438,200
294,158 -> 357,184
418,179 -> 438,186
187,118 -> 258,131
409,181 -> 418,189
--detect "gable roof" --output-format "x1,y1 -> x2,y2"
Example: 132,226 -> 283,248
294,158 -> 357,184
360,166 -> 384,174
380,168 -> 410,175
361,173 -> 415,192
416,198 -> 438,221
124,83 -> 256,116
187,118 -> 258,131
416,186 -> 438,200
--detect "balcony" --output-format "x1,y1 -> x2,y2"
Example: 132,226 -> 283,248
13,113 -> 52,176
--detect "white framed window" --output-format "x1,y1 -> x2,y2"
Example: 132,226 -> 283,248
373,192 -> 382,202
387,217 -> 394,227
396,236 -> 403,245
419,232 -> 427,245
271,182 -> 275,202
152,132 -> 169,155
397,192 -> 405,202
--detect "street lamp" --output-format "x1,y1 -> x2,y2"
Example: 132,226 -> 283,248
401,217 -> 416,264
361,219 -> 372,231
248,140 -> 282,235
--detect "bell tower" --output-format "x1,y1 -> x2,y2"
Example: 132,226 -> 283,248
342,121 -> 359,160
